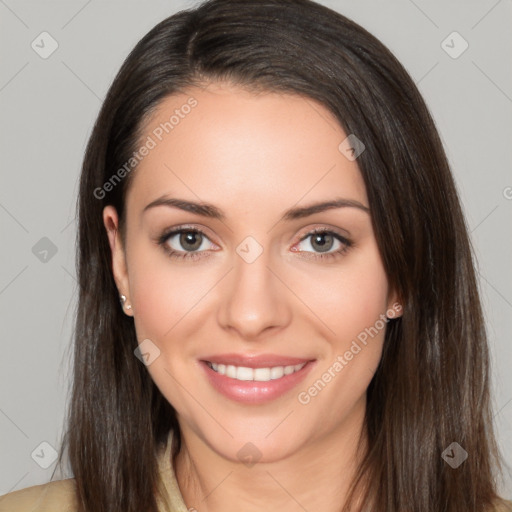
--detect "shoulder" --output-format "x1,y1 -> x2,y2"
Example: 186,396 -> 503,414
0,478 -> 77,512
493,499 -> 512,512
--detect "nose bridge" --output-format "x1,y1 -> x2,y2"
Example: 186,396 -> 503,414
217,235 -> 290,338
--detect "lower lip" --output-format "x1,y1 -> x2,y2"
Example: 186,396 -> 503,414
199,360 -> 316,404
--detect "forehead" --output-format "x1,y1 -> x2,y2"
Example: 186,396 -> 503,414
126,82 -> 368,216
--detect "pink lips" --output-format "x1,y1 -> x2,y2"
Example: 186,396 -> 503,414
199,353 -> 316,404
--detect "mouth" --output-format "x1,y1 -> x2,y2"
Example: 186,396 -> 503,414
199,355 -> 316,404
205,361 -> 307,382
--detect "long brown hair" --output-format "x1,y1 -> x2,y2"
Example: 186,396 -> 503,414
54,0 -> 509,510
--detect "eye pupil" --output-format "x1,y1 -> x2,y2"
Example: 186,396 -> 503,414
312,233 -> 333,253
180,231 -> 202,251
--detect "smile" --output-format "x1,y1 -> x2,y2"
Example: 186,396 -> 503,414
206,361 -> 307,382
200,359 -> 316,404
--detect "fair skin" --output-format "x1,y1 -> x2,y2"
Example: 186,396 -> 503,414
103,82 -> 402,512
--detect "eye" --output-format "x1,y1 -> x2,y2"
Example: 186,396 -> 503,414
157,226 -> 353,262
158,226 -> 216,260
292,228 -> 353,260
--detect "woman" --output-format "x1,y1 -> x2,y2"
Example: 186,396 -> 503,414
1,0 -> 510,511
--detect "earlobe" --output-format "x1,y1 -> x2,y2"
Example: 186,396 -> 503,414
103,205 -> 133,316
387,302 -> 403,319
386,290 -> 404,319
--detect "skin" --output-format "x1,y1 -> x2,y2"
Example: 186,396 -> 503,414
103,82 -> 402,512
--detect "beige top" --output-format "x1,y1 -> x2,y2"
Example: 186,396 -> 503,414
1,431 -> 511,511
0,430 -> 189,512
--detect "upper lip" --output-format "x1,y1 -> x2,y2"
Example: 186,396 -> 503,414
201,353 -> 314,368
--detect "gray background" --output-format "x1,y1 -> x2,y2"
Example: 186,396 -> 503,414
0,0 -> 511,499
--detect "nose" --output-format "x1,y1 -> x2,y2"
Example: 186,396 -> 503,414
217,244 -> 292,340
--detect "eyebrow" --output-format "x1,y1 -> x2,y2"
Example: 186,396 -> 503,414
142,195 -> 370,221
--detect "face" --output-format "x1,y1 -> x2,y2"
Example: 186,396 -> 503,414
103,82 -> 402,463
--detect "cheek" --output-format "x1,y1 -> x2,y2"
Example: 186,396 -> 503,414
295,247 -> 390,342
127,244 -> 212,342
126,248 -> 209,412
295,269 -> 389,417
292,245 -> 390,403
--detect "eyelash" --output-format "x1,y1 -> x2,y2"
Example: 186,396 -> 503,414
157,225 -> 353,262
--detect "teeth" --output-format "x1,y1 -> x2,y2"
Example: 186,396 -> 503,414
208,362 -> 306,381
254,367 -> 270,380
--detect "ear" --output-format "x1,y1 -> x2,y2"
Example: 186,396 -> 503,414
103,205 -> 133,317
386,288 -> 403,319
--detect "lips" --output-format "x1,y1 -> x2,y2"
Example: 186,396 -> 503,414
199,353 -> 316,404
